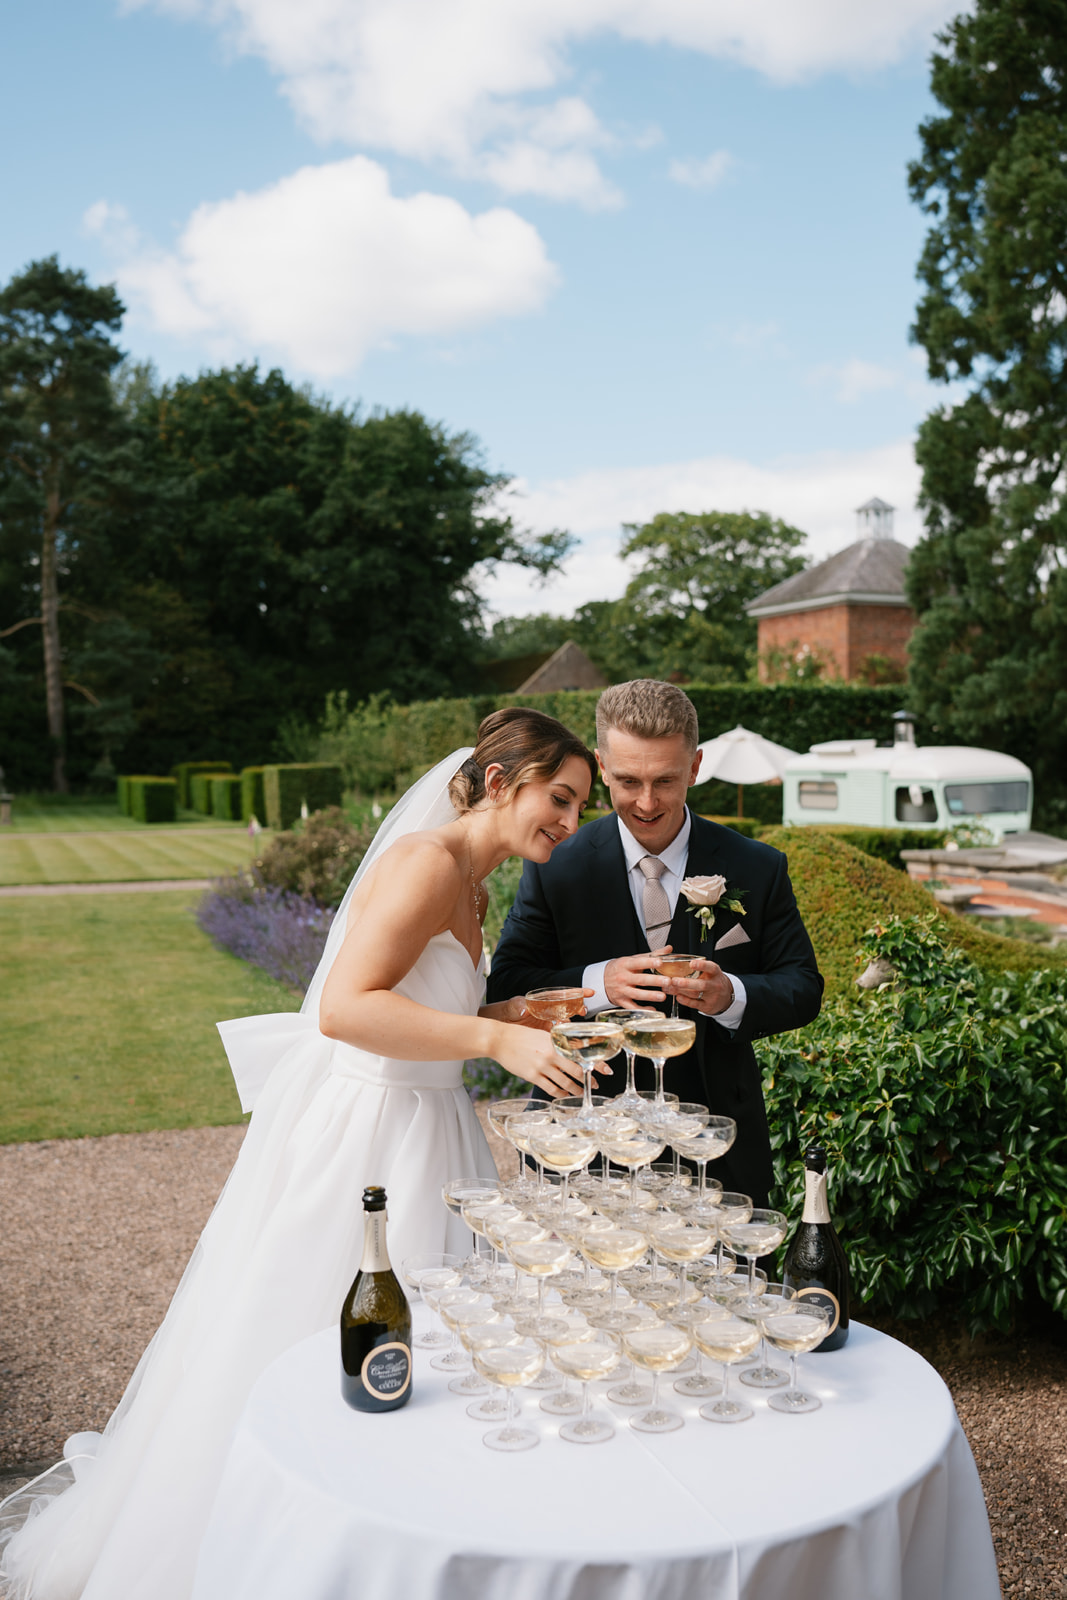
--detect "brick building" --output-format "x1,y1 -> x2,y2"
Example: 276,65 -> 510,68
746,499 -> 915,682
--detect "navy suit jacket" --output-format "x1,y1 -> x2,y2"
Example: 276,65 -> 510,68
486,812 -> 823,1205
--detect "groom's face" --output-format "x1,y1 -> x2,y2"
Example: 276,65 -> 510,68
596,728 -> 701,856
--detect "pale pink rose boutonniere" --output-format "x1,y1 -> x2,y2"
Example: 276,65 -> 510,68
681,875 -> 748,943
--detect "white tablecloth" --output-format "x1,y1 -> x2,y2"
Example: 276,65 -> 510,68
192,1313 -> 1000,1600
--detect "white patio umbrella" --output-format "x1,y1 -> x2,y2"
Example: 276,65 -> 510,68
695,725 -> 798,818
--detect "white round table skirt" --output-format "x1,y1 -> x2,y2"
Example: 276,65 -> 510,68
192,1315 -> 1000,1600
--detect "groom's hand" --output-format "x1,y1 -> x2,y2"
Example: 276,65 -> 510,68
604,950 -> 671,1009
664,956 -> 733,1016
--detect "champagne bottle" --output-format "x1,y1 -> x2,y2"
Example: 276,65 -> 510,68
781,1144 -> 850,1351
340,1185 -> 413,1411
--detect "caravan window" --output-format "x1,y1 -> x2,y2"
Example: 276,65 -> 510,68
945,781 -> 1029,816
895,786 -> 939,824
798,781 -> 838,811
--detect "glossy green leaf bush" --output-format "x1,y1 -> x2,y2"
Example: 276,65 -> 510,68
762,915 -> 1067,1334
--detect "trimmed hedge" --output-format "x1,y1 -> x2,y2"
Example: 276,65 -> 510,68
116,775 -> 132,816
760,826 -> 1067,1001
240,766 -> 266,824
190,771 -> 229,814
129,777 -> 178,824
700,815 -> 761,839
263,764 -> 344,831
310,684 -> 905,795
171,761 -> 232,809
796,823 -> 949,871
210,775 -> 243,822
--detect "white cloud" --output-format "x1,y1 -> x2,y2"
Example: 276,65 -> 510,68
811,358 -> 902,405
668,151 -> 733,190
90,156 -> 558,376
482,438 -> 923,615
134,0 -> 960,204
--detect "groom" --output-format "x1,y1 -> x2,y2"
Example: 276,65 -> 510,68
487,679 -> 823,1206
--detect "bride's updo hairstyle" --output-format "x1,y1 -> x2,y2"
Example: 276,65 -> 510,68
448,708 -> 597,814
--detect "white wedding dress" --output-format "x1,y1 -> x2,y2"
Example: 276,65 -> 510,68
0,751 -> 497,1600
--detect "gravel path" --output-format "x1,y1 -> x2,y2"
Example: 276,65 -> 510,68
1,1126 -> 1064,1597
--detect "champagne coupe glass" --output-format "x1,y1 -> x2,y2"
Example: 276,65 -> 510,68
738,1282 -> 795,1389
622,1016 -> 696,1105
648,952 -> 700,1019
645,1101 -> 708,1197
713,1192 -> 752,1274
763,1303 -> 832,1414
400,1254 -> 463,1349
555,1341 -> 622,1444
473,1339 -> 545,1451
487,1097 -> 546,1198
527,1126 -> 600,1211
507,1236 -> 573,1339
539,1314 -> 595,1416
485,1218 -> 547,1317
648,1218 -> 716,1312
463,1200 -> 521,1291
719,1208 -> 788,1306
442,1299 -> 502,1395
551,1211 -> 613,1309
596,1131 -> 667,1206
550,1021 -> 625,1119
524,986 -> 588,1023
674,1301 -> 730,1397
595,1007 -> 660,1110
503,1111 -> 555,1198
461,1321 -> 522,1421
430,1286 -> 487,1372
442,1178 -> 501,1281
693,1314 -> 761,1423
672,1117 -> 738,1201
580,1227 -> 649,1332
622,1324 -> 693,1433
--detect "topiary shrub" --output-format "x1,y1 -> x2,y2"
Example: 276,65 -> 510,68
698,815 -> 762,839
262,764 -> 344,831
116,776 -> 132,815
251,807 -> 377,908
759,826 -> 1067,1001
190,771 -> 229,814
172,761 -> 232,809
761,914 -> 1067,1333
240,766 -> 266,824
793,823 -> 949,871
128,777 -> 178,824
210,775 -> 242,821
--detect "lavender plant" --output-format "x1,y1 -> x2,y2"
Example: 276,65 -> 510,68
197,876 -> 334,994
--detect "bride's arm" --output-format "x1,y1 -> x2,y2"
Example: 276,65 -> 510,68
318,841 -> 584,1097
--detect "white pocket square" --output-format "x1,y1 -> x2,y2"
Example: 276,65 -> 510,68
714,924 -> 751,952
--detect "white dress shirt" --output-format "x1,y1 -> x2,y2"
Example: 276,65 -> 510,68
581,810 -> 748,1032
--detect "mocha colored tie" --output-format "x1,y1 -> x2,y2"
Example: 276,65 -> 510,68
637,855 -> 672,949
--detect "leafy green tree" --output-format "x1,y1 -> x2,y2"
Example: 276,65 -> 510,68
618,510 -> 808,682
113,367 -> 571,767
906,0 -> 1067,797
0,257 -> 128,789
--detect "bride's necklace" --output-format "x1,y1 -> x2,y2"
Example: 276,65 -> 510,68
463,822 -> 483,927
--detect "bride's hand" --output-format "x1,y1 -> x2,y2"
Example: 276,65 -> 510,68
487,1023 -> 587,1098
478,991 -> 594,1032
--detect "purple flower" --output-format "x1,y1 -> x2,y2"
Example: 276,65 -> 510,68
197,876 -> 334,994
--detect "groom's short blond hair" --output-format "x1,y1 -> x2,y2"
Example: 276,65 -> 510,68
595,680 -> 699,755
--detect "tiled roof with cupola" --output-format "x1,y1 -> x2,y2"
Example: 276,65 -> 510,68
745,537 -> 911,619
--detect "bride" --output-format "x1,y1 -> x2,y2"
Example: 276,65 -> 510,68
0,707 -> 596,1600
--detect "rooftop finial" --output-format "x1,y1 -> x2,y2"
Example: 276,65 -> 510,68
856,497 -> 894,539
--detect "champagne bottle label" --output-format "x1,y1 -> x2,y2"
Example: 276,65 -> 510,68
361,1210 -> 391,1272
361,1341 -> 412,1402
803,1168 -> 831,1225
793,1285 -> 841,1336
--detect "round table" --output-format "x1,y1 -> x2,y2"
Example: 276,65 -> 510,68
191,1313 -> 1000,1600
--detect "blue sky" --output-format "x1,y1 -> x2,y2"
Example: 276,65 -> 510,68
1,0 -> 964,615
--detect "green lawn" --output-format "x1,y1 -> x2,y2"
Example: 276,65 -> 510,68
0,828 -> 263,886
7,796 -> 244,832
1,890 -> 300,1143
